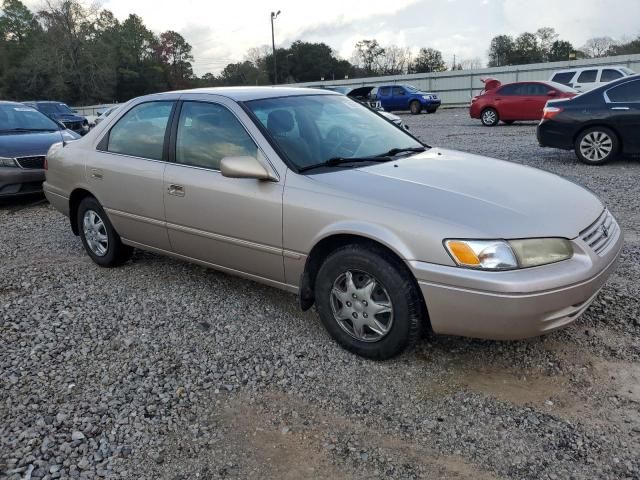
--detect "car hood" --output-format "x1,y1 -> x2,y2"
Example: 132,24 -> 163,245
0,130 -> 77,158
309,148 -> 603,239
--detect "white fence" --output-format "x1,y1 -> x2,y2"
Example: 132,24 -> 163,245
290,54 -> 640,106
74,54 -> 640,112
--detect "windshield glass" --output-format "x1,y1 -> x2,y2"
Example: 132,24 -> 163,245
621,67 -> 635,76
0,104 -> 60,131
547,81 -> 578,93
246,95 -> 423,170
404,85 -> 420,93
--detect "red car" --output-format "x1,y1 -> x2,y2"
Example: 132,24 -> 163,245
470,79 -> 577,126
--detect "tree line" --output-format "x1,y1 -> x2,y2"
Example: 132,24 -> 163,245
1,0 -> 639,106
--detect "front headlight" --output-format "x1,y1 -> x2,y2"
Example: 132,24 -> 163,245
422,95 -> 433,100
0,157 -> 18,167
444,238 -> 573,270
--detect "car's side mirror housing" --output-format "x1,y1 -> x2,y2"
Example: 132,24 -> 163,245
220,156 -> 276,181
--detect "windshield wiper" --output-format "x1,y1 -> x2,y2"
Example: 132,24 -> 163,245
298,156 -> 393,173
0,128 -> 57,133
377,146 -> 427,157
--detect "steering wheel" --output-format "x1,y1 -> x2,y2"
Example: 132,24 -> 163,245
326,126 -> 361,158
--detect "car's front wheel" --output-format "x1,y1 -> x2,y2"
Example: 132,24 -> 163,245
575,127 -> 619,165
481,108 -> 499,126
314,245 -> 424,359
410,101 -> 422,115
77,196 -> 132,267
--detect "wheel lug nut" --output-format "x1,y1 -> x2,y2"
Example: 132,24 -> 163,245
352,294 -> 357,299
352,313 -> 358,319
346,301 -> 352,307
363,313 -> 368,318
362,301 -> 368,306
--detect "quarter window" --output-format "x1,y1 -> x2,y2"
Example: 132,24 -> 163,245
176,102 -> 258,170
107,101 -> 174,160
606,80 -> 640,103
551,72 -> 575,85
600,69 -> 623,82
577,70 -> 597,83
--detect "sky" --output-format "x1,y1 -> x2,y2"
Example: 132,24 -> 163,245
27,0 -> 640,75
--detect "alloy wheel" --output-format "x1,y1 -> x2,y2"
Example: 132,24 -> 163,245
482,109 -> 497,125
579,131 -> 613,162
329,270 -> 394,343
83,210 -> 109,257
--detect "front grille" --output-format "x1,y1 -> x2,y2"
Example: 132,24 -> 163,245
580,210 -> 618,255
16,156 -> 45,169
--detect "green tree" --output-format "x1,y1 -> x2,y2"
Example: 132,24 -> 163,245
608,36 -> 640,55
155,30 -> 194,89
352,39 -> 385,75
548,40 -> 575,61
488,34 -> 516,67
410,47 -> 446,73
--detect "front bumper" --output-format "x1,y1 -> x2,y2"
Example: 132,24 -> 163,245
0,167 -> 45,197
410,216 -> 623,340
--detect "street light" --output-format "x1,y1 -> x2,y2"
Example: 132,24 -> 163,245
270,10 -> 281,84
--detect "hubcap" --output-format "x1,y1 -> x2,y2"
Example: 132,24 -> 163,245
580,131 -> 613,162
329,270 -> 394,343
482,110 -> 496,124
82,210 -> 108,256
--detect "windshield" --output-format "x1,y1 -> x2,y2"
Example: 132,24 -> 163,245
37,103 -> 73,115
246,95 -> 423,170
0,104 -> 60,132
621,67 -> 635,76
547,81 -> 578,93
404,85 -> 420,93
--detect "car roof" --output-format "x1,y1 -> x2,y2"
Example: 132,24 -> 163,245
168,86 -> 339,101
0,101 -> 28,107
552,65 -> 628,74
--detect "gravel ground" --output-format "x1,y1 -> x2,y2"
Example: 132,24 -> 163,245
1,108 -> 639,480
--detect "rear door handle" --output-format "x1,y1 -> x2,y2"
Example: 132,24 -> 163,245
167,184 -> 185,197
611,106 -> 630,111
90,168 -> 103,180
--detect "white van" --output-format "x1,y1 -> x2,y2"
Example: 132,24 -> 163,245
549,65 -> 635,92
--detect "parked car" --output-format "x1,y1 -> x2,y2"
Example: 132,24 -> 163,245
549,66 -> 635,92
44,87 -> 621,359
470,79 -> 578,126
24,101 -> 89,136
538,74 -> 640,165
376,84 -> 441,114
0,101 -> 80,198
318,86 -> 406,128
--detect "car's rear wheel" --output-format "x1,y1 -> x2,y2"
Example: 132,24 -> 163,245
314,245 -> 424,359
481,108 -> 499,126
575,127 -> 619,165
410,101 -> 422,115
77,197 -> 132,267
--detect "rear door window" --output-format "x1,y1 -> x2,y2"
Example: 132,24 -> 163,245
606,79 -> 640,103
577,70 -> 598,83
600,69 -> 624,82
551,72 -> 575,85
106,101 -> 174,160
497,84 -> 521,96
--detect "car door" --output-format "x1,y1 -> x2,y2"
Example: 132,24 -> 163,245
605,78 -> 640,153
527,83 -> 553,119
599,68 -> 625,87
493,84 -> 523,119
573,69 -> 598,92
391,86 -> 408,110
163,96 -> 286,283
377,87 -> 392,110
89,98 -> 176,250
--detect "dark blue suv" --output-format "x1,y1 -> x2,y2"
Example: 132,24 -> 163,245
376,85 -> 441,114
24,101 -> 89,136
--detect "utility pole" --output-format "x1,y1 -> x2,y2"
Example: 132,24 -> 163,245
270,10 -> 281,85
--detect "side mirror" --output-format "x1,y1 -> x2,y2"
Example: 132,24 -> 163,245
547,90 -> 557,96
220,156 -> 275,181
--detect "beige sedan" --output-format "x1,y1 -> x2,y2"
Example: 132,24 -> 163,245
44,87 -> 622,359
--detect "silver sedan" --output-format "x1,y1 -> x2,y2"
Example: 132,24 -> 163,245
44,87 -> 622,359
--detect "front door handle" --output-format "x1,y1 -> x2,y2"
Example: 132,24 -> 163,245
611,106 -> 630,111
167,184 -> 185,197
90,168 -> 103,180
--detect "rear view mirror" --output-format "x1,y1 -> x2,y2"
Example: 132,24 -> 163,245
220,156 -> 275,181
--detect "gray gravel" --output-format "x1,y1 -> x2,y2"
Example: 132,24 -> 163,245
1,108 -> 639,479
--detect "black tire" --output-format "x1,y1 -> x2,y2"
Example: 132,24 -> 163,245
503,120 -> 515,125
410,101 -> 422,115
574,126 -> 619,165
481,108 -> 499,126
77,196 -> 132,267
314,245 -> 425,360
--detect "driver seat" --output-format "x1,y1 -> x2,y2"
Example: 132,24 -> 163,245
267,110 -> 313,166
